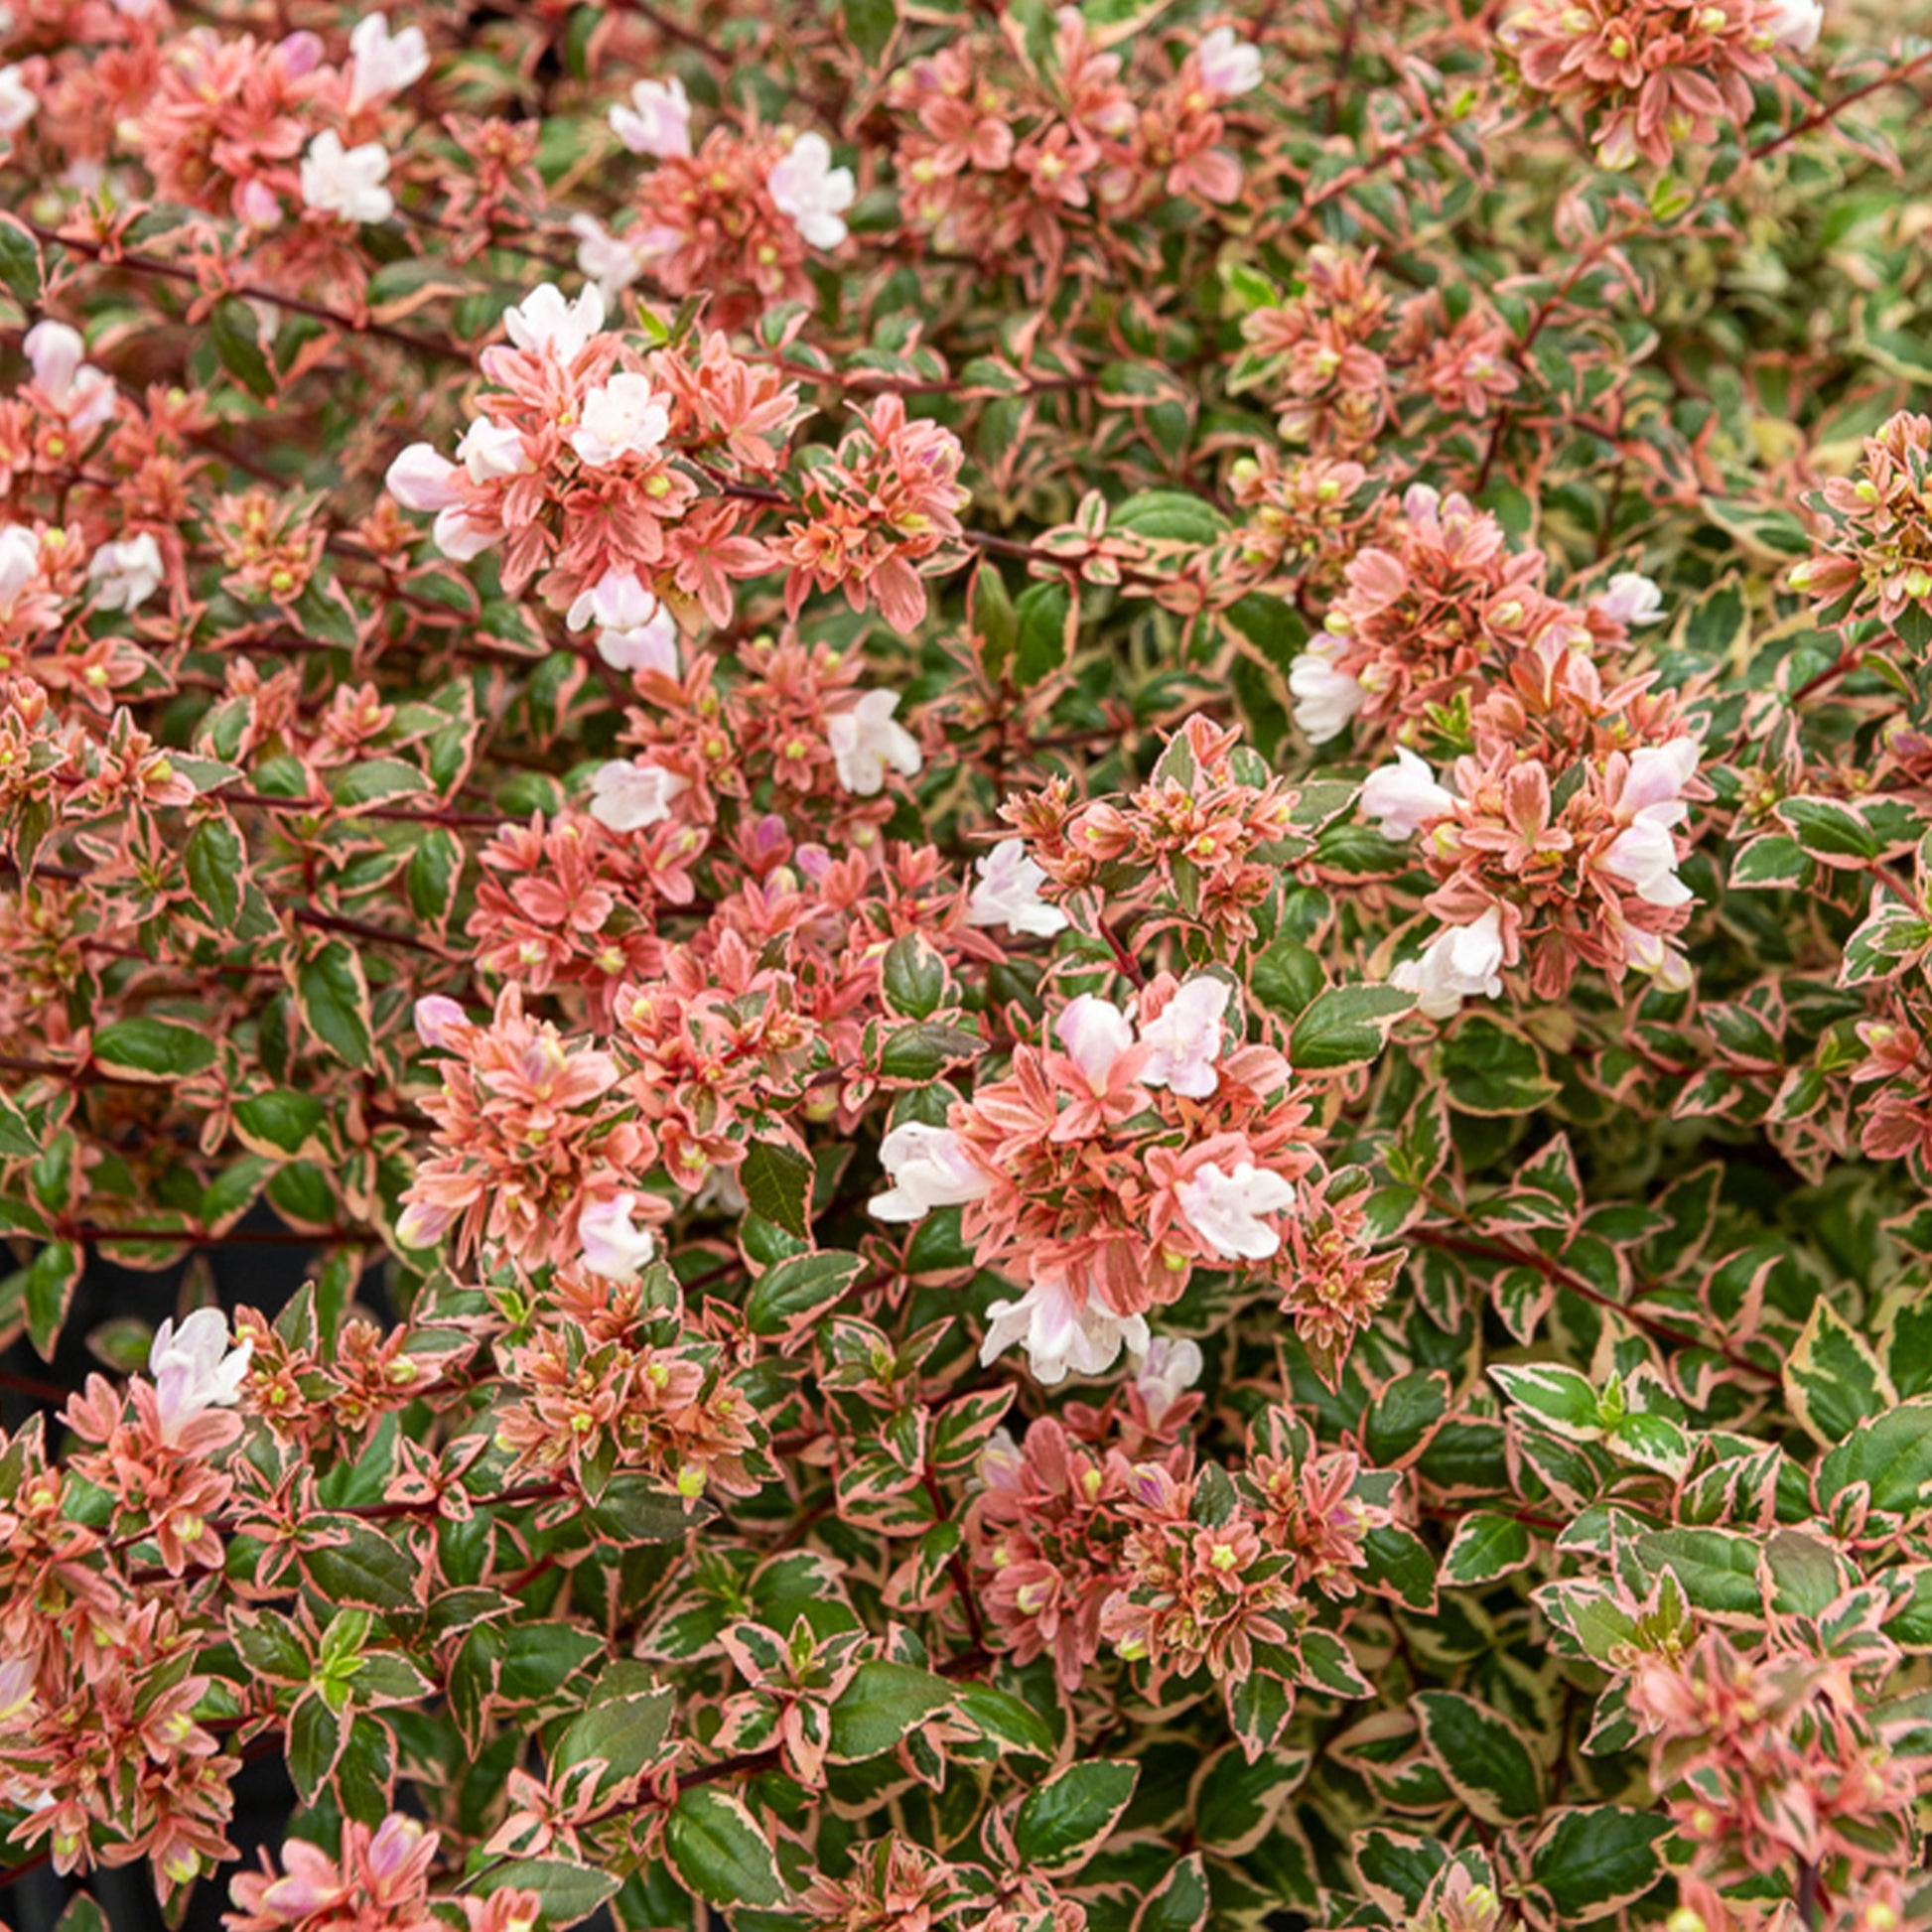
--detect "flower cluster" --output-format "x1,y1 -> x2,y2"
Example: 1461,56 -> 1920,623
1794,410 -> 1932,642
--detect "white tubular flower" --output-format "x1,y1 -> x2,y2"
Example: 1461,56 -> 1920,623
149,1309 -> 252,1445
571,372 -> 671,468
1360,746 -> 1455,841
0,522 -> 39,616
766,132 -> 856,250
346,12 -> 430,112
1619,739 -> 1700,822
571,213 -> 653,302
87,533 -> 165,613
1288,636 -> 1366,743
589,758 -> 687,832
299,130 -> 394,223
1175,1161 -> 1298,1261
1764,0 -> 1823,50
24,320 -> 116,434
966,840 -> 1067,937
610,75 -> 692,159
578,1191 -> 657,1281
0,64 -> 37,136
1593,571 -> 1666,626
1055,994 -> 1137,1093
827,689 -> 921,795
567,567 -> 655,635
979,1276 -> 1150,1387
1138,975 -> 1230,1099
457,416 -> 529,483
1601,818 -> 1693,907
1196,25 -> 1263,95
385,443 -> 465,511
869,1123 -> 992,1221
1133,1336 -> 1204,1426
502,282 -> 606,360
597,602 -> 680,676
1390,907 -> 1507,1020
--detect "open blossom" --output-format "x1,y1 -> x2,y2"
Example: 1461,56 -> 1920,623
590,759 -> 688,831
458,418 -> 528,484
1288,636 -> 1366,743
571,213 -> 656,302
300,131 -> 394,223
870,1123 -> 994,1219
1593,571 -> 1665,626
1195,26 -> 1263,96
1133,1337 -> 1204,1427
567,568 -> 655,635
1391,908 -> 1506,1020
1175,1160 -> 1298,1261
766,131 -> 856,249
87,534 -> 166,613
1764,0 -> 1823,48
0,65 -> 35,135
612,75 -> 693,158
226,1814 -> 440,1932
571,373 -> 672,468
1601,817 -> 1692,906
149,1310 -> 253,1445
828,690 -> 922,795
1138,976 -> 1230,1099
967,840 -> 1067,936
501,281 -> 606,361
1360,747 -> 1454,840
596,601 -> 681,675
347,12 -> 430,111
578,1191 -> 657,1280
0,524 -> 42,617
981,1276 -> 1150,1386
24,321 -> 116,435
1056,995 -> 1140,1096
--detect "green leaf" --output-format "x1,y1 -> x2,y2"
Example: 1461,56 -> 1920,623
1110,489 -> 1225,544
1528,1806 -> 1670,1922
1132,1853 -> 1210,1932
1784,1298 -> 1894,1446
745,1250 -> 864,1336
1015,1760 -> 1138,1873
210,297 -> 277,400
1442,1511 -> 1533,1587
233,1089 -> 328,1158
25,1240 -> 79,1360
1290,984 -> 1413,1070
1490,1363 -> 1601,1436
1819,1399 -> 1932,1521
1014,580 -> 1074,687
554,1679 -> 677,1793
739,1139 -> 813,1240
91,1017 -> 217,1082
297,942 -> 375,1070
663,1786 -> 786,1908
1440,1018 -> 1559,1115
331,759 -> 429,809
184,817 -> 245,930
1636,1527 -> 1761,1615
407,827 -> 464,928
302,1524 -> 418,1614
952,1681 -> 1055,1758
1413,1690 -> 1543,1822
826,1660 -> 955,1763
471,1860 -> 621,1927
843,0 -> 897,62
0,214 -> 44,305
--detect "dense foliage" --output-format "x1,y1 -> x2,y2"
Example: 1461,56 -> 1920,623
1,0 -> 1931,1929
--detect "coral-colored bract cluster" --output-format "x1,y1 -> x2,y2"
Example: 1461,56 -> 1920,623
2,0 -> 1932,1929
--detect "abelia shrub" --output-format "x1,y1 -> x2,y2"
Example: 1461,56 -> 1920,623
0,2 -> 1930,1932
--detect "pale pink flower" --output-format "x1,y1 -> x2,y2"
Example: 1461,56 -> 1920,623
1390,908 -> 1506,1020
980,1275 -> 1150,1385
149,1309 -> 252,1445
967,841 -> 1067,937
571,372 -> 672,467
1601,818 -> 1693,907
24,320 -> 116,434
589,759 -> 687,831
1765,0 -> 1823,49
1138,976 -> 1230,1099
413,995 -> 468,1048
578,1191 -> 657,1280
0,525 -> 40,616
87,533 -> 165,613
1288,637 -> 1366,742
827,689 -> 921,794
385,444 -> 465,511
0,65 -> 36,135
1175,1161 -> 1298,1261
1133,1336 -> 1203,1426
766,132 -> 856,249
1055,994 -> 1138,1094
611,75 -> 693,159
1196,25 -> 1263,95
870,1123 -> 993,1220
457,417 -> 529,483
596,602 -> 680,676
567,568 -> 654,634
347,12 -> 430,111
299,130 -> 393,223
1360,746 -> 1454,840
570,213 -> 654,301
501,282 -> 605,360
1593,571 -> 1665,625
